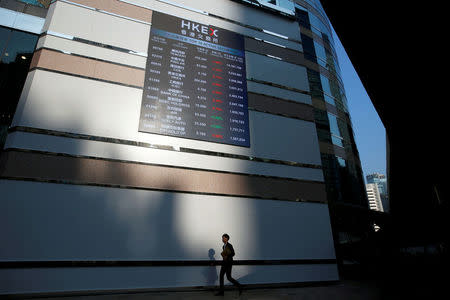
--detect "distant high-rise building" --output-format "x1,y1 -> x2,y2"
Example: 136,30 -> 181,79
366,173 -> 388,212
366,183 -> 384,212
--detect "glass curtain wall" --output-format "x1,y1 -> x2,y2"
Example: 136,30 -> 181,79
295,0 -> 371,272
0,26 -> 38,148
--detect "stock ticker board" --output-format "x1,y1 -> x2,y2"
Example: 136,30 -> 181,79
138,12 -> 250,147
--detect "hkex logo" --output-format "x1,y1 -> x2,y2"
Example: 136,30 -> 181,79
181,20 -> 219,37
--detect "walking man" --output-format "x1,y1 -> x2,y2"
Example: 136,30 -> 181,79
215,233 -> 243,296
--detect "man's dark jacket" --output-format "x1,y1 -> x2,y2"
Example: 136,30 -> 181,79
221,243 -> 235,264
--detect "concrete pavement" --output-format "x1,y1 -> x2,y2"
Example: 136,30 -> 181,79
17,280 -> 386,300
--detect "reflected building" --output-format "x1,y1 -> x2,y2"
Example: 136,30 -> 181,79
1,0 -> 368,296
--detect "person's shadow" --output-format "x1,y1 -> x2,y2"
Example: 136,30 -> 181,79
202,248 -> 218,287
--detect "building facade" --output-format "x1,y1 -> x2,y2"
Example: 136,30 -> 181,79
366,173 -> 388,212
366,183 -> 384,212
1,0 -> 368,295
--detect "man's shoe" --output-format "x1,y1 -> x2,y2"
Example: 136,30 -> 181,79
215,291 -> 224,296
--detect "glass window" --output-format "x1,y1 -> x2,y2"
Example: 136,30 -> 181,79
295,7 -> 311,29
257,0 -> 295,15
320,74 -> 332,95
17,0 -> 46,7
317,57 -> 327,69
341,93 -> 349,112
320,153 -> 342,203
336,156 -> 346,167
277,0 -> 295,10
304,0 -> 327,17
327,113 -> 340,135
321,153 -> 367,207
320,74 -> 348,111
326,50 -> 339,74
331,135 -> 344,147
297,0 -> 333,44
337,118 -> 350,141
323,94 -> 334,106
329,78 -> 341,100
308,12 -> 331,40
314,108 -> 329,128
294,3 -> 307,12
328,112 -> 346,147
1,30 -> 38,63
314,41 -> 327,62
306,69 -> 324,99
300,33 -> 317,62
0,27 -> 11,56
317,128 -> 332,143
0,28 -> 38,149
313,40 -> 342,78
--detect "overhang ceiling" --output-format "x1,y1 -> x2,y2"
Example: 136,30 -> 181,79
318,0 -> 446,244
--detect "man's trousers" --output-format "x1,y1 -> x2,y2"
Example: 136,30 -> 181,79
219,262 -> 241,290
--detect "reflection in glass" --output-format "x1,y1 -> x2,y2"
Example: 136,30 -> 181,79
331,135 -> 343,147
251,0 -> 295,14
320,73 -> 349,112
324,94 -> 335,106
0,27 -> 10,55
320,74 -> 331,95
278,0 -> 294,10
307,69 -> 323,99
0,27 -> 38,148
336,156 -> 346,167
17,0 -> 46,7
1,30 -> 37,63
321,152 -> 367,206
328,112 -> 348,148
328,113 -> 340,135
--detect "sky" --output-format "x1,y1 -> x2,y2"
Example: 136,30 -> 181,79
331,28 -> 387,183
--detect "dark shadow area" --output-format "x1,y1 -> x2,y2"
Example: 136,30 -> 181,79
318,0 -> 448,297
339,227 -> 448,299
0,26 -> 39,150
234,271 -> 259,284
202,248 -> 218,286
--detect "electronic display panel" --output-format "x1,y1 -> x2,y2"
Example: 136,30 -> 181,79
139,12 -> 250,147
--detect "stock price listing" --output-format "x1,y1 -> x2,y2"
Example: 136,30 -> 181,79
138,12 -> 250,147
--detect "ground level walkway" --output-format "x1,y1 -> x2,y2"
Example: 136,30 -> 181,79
12,278 -> 428,300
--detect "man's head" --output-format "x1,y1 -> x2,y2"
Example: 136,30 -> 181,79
222,233 -> 230,243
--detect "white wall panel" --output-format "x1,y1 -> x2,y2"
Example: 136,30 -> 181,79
0,180 -> 336,261
0,264 -> 338,294
43,1 -> 303,54
166,0 -> 301,40
11,70 -> 322,165
120,0 -> 302,51
43,0 -> 302,58
47,1 -> 150,53
37,35 -> 147,69
0,7 -> 45,34
41,1 -> 55,33
4,131 -> 324,181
